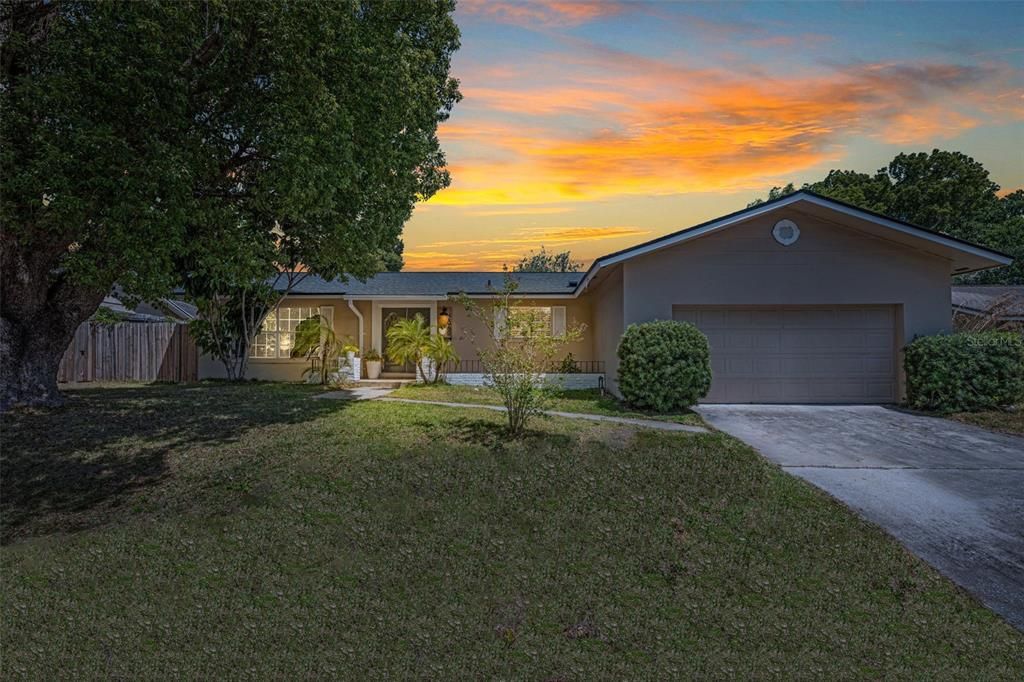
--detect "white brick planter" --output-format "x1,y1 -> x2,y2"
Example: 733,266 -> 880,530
445,372 -> 603,390
322,356 -> 361,384
348,357 -> 361,382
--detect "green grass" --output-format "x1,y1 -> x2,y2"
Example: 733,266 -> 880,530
947,407 -> 1024,436
391,382 -> 705,426
2,383 -> 1021,678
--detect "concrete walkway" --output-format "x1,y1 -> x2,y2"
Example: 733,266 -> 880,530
697,404 -> 1024,630
379,397 -> 709,433
313,387 -> 397,401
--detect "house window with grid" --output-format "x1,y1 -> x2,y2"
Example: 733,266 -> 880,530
508,306 -> 552,338
250,306 -> 319,358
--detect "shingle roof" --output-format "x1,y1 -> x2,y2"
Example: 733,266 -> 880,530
284,272 -> 581,297
951,285 -> 1024,318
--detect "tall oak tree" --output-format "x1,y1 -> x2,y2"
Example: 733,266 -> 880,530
1,0 -> 460,407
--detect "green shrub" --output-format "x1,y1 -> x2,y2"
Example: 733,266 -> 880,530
617,320 -> 711,412
904,332 -> 1024,412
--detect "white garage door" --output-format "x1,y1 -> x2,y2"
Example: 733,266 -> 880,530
672,306 -> 897,404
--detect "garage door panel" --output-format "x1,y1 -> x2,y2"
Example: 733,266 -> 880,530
673,305 -> 896,403
864,331 -> 893,349
863,356 -> 893,374
701,310 -> 730,326
868,380 -> 895,395
725,332 -> 756,349
754,332 -> 780,350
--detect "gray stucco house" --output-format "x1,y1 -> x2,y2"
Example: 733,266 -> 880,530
200,191 -> 1012,403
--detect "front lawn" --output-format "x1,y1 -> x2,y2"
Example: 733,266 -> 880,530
948,406 -> 1024,436
390,382 -> 704,426
2,383 -> 1021,678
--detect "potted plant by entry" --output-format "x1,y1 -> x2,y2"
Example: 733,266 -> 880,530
364,348 -> 382,379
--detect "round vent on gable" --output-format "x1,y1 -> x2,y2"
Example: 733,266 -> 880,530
772,219 -> 800,246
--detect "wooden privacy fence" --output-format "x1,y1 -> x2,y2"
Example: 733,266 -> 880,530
58,321 -> 199,383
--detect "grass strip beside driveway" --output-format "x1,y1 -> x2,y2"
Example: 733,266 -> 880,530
947,406 -> 1024,436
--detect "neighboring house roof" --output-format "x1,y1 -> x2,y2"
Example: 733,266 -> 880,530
158,299 -> 199,321
98,296 -> 171,323
285,271 -> 581,297
952,286 -> 1024,320
107,285 -> 198,321
575,190 -> 1012,294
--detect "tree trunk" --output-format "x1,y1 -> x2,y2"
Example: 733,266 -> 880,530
0,317 -> 66,409
1,242 -> 107,410
0,296 -> 105,410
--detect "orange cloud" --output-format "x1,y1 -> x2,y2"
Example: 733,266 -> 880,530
466,206 -> 573,217
434,53 -> 1019,205
460,1 -> 627,27
417,225 -> 648,249
404,225 -> 649,270
881,107 -> 981,144
401,251 -> 483,271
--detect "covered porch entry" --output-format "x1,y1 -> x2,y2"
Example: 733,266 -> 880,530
371,300 -> 440,376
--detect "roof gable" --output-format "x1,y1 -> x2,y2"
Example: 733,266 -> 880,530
576,191 -> 1011,293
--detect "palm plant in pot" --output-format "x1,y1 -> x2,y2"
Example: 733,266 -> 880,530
364,348 -> 383,379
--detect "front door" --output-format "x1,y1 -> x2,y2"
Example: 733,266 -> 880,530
381,307 -> 431,374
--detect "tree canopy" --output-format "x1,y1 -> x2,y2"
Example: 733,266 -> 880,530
1,0 -> 461,407
512,246 -> 583,273
748,150 -> 1021,284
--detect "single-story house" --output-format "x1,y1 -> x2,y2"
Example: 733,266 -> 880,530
199,191 -> 1012,403
952,285 -> 1024,330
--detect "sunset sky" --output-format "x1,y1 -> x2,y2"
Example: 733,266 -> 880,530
402,1 -> 1024,271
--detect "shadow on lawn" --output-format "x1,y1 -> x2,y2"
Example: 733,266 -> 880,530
409,414 -> 573,451
0,382 -> 349,543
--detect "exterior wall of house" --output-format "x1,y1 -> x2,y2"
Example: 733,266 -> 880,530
199,296 -> 355,381
445,297 -> 594,369
199,296 -> 597,381
619,207 -> 953,398
586,267 -> 624,395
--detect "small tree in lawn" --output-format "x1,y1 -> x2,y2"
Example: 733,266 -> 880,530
459,274 -> 583,436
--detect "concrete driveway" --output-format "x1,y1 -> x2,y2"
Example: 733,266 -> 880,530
696,404 -> 1024,630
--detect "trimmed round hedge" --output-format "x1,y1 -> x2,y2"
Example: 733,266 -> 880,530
904,331 -> 1024,412
616,320 -> 711,412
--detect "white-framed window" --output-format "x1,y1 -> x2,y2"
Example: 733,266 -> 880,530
508,306 -> 552,338
250,306 -> 319,359
502,306 -> 567,339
